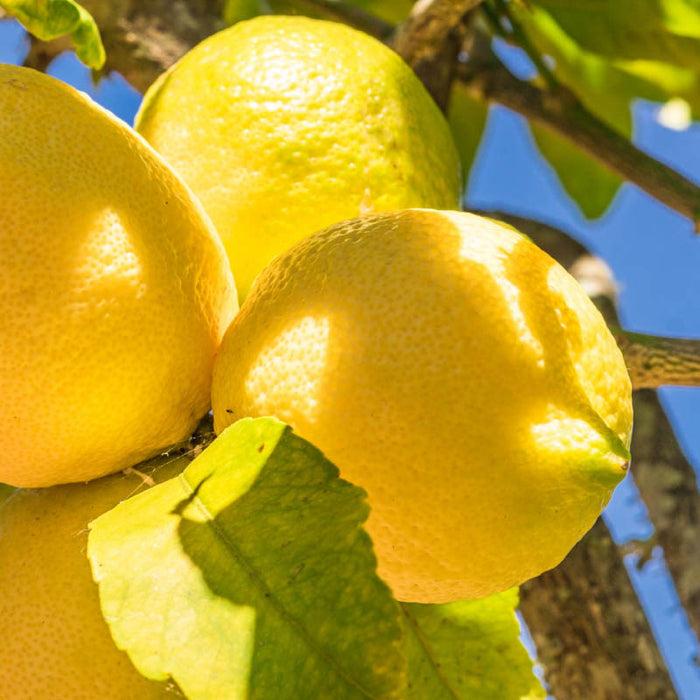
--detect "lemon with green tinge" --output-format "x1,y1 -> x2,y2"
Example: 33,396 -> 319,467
0,452 -> 190,699
135,15 -> 461,299
0,65 -> 236,487
211,209 -> 633,603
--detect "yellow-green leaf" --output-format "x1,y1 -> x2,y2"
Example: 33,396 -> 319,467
89,417 -> 405,700
447,82 -> 489,193
513,3 -> 700,127
533,0 -> 700,71
530,122 -> 623,219
510,3 -> 633,134
402,589 -> 545,699
0,0 -> 104,69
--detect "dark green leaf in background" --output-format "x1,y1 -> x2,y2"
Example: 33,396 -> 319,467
532,0 -> 700,72
509,3 -> 634,134
223,0 -> 413,27
402,589 -> 545,699
511,3 -> 700,123
223,0 -> 265,26
0,482 -> 15,508
339,0 -> 414,24
89,417 -> 405,700
447,82 -> 490,196
0,0 -> 104,68
530,123 -> 623,219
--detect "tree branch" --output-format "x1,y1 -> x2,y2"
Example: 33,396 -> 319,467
614,331 -> 700,389
393,0 -> 483,61
519,519 -> 678,700
460,51 -> 700,229
631,390 -> 700,639
390,0 -> 483,109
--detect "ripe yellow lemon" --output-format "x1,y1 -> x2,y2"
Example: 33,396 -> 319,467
211,209 -> 633,603
135,16 -> 461,299
0,450 -> 192,699
0,65 -> 237,487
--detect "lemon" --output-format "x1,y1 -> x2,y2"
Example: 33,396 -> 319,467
135,16 -> 461,299
211,209 -> 633,603
0,451 -> 191,698
0,65 -> 237,487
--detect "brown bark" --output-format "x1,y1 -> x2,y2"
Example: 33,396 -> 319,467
615,332 -> 700,389
519,519 -> 678,700
391,0 -> 482,110
630,390 -> 700,638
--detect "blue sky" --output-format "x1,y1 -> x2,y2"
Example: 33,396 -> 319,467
2,17 -> 699,698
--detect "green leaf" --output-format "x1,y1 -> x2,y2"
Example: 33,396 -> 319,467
225,0 -> 413,25
402,589 -> 545,699
613,58 -> 700,119
0,0 -> 105,69
510,3 -> 633,134
341,0 -> 414,24
223,0 -> 265,26
512,4 -> 700,127
530,122 -> 623,219
447,83 -> 489,193
89,417 -> 405,700
532,0 -> 700,72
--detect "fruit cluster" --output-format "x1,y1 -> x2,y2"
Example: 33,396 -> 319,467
0,16 -> 632,698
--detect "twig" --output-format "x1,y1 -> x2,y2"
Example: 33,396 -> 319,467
614,331 -> 700,389
392,0 -> 484,62
391,0 -> 484,110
